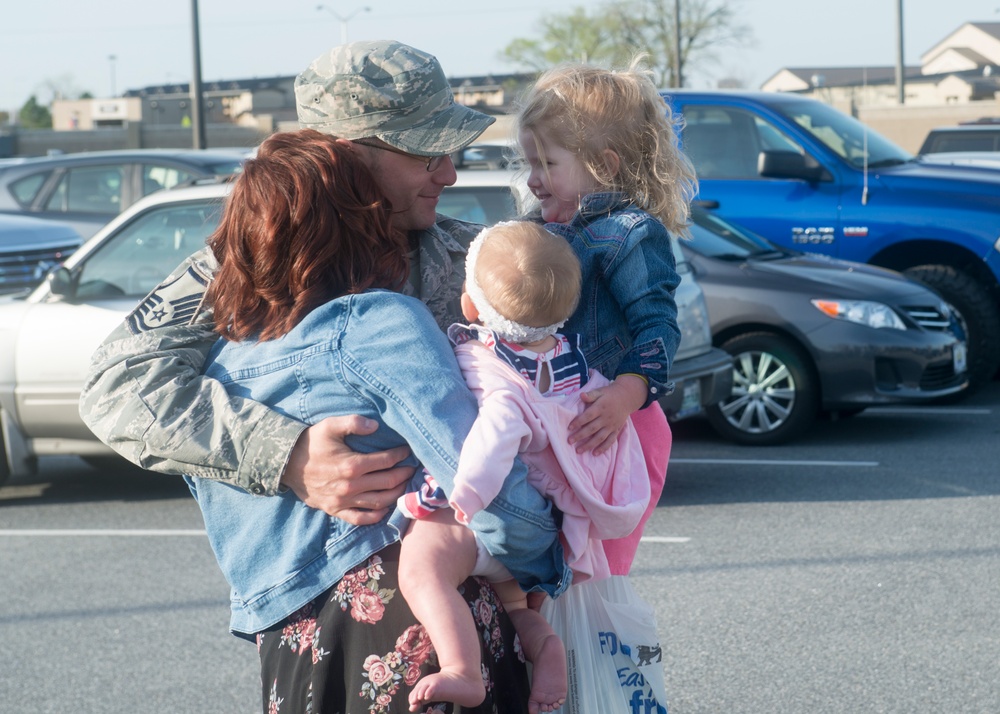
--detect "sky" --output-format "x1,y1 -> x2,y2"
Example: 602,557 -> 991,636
1,0 -> 996,115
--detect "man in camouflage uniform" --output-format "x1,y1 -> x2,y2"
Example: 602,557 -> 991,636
81,40 -> 494,521
80,40 -> 565,714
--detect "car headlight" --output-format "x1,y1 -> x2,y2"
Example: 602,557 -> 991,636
811,299 -> 906,330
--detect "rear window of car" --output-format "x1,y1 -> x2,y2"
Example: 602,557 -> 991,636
45,166 -> 123,214
201,159 -> 245,177
920,130 -> 1000,154
142,165 -> 197,195
10,171 -> 51,207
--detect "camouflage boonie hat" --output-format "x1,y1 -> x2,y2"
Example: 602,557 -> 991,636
295,40 -> 495,156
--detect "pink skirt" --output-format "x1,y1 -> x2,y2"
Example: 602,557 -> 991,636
602,404 -> 672,575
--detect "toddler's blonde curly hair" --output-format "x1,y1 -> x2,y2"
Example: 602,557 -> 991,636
513,59 -> 697,235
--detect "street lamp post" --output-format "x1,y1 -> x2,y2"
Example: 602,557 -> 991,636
895,0 -> 905,104
190,0 -> 207,149
108,54 -> 117,97
316,5 -> 371,44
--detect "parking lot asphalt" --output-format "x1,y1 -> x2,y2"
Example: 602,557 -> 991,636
2,381 -> 999,713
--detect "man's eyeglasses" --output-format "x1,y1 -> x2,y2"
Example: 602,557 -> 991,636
353,140 -> 448,172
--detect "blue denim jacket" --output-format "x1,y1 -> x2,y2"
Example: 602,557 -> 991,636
545,193 -> 680,407
187,291 -> 568,636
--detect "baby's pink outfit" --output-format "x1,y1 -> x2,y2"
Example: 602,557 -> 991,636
449,337 -> 650,583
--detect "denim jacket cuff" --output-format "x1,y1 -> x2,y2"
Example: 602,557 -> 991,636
642,378 -> 675,409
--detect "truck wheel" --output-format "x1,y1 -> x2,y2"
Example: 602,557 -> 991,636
902,265 -> 1000,393
705,332 -> 819,446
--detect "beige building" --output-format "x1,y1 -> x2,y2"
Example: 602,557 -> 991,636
759,22 -> 1000,152
28,72 -> 532,157
51,97 -> 144,131
52,73 -> 534,135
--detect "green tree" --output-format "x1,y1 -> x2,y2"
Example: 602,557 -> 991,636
19,96 -> 52,129
499,6 -> 628,71
500,0 -> 752,88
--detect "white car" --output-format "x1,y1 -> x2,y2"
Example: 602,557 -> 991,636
0,182 -> 228,483
0,173 -> 732,484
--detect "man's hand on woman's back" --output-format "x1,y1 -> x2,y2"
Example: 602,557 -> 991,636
281,415 -> 414,524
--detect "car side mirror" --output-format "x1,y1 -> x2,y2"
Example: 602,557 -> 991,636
758,150 -> 831,183
46,266 -> 76,299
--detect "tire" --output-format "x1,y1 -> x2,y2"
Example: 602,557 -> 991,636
902,265 -> 1000,394
705,332 -> 819,446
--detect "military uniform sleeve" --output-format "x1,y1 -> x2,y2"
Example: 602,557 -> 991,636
78,248 -> 306,494
411,217 -> 481,330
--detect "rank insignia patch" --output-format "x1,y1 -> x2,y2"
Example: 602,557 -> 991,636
126,267 -> 208,334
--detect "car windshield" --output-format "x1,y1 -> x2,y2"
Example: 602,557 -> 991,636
73,199 -> 222,299
686,210 -> 785,260
771,98 -> 913,169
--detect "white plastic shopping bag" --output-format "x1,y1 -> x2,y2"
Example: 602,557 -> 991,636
539,575 -> 667,714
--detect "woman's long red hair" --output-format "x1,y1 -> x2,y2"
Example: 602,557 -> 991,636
207,129 -> 407,341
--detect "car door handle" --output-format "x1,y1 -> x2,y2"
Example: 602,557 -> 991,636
693,199 -> 720,209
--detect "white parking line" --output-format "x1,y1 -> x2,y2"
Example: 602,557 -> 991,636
866,407 -> 991,415
670,458 -> 878,467
640,536 -> 690,543
0,529 -> 207,536
2,529 -> 694,546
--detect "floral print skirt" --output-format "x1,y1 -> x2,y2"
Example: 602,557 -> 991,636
256,542 -> 532,714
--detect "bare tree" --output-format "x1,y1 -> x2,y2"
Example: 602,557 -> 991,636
500,0 -> 753,88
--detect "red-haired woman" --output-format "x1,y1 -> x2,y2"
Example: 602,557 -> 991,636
186,130 -> 564,713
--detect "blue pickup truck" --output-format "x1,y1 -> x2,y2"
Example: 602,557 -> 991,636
663,90 -> 1000,391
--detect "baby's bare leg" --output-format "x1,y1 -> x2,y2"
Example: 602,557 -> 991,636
492,580 -> 568,714
398,509 -> 484,712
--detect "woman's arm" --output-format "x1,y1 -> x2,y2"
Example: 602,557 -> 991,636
341,295 -> 568,596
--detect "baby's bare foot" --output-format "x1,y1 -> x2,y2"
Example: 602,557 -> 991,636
408,670 -> 486,712
527,633 -> 568,714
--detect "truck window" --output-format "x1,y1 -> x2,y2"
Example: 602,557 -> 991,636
681,107 -> 762,179
682,107 -> 806,180
755,118 -> 804,155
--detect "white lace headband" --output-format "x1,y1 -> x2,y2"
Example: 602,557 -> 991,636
465,222 -> 566,343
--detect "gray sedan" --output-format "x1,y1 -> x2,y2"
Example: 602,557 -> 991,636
683,209 -> 969,445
